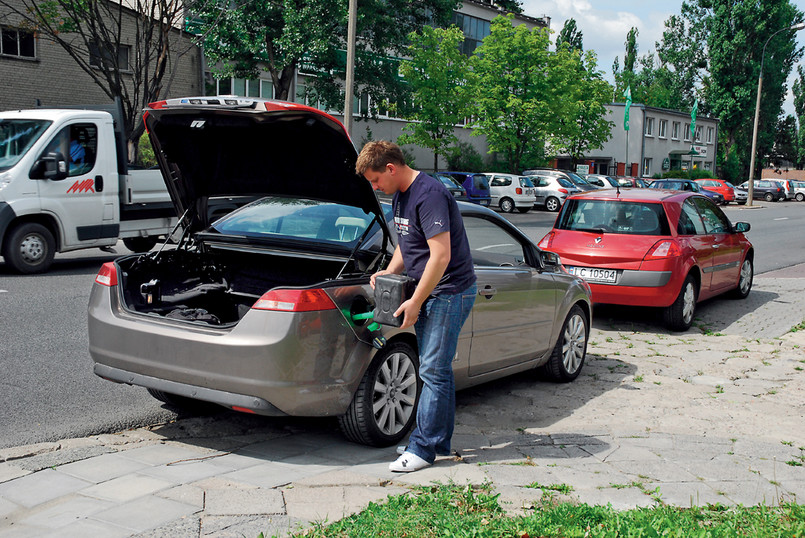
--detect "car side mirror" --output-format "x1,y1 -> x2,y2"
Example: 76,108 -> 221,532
540,250 -> 562,269
734,221 -> 750,233
30,152 -> 68,181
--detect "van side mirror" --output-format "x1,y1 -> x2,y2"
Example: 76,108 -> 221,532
734,221 -> 750,233
30,152 -> 68,181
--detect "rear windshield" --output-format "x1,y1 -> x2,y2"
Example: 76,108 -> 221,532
472,174 -> 489,191
557,199 -> 671,236
519,176 -> 534,187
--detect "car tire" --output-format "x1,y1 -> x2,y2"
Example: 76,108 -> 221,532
123,237 -> 159,253
2,222 -> 56,274
764,192 -> 774,202
499,197 -> 515,213
539,305 -> 588,382
796,193 -> 805,202
146,388 -> 219,413
338,341 -> 420,447
663,274 -> 698,331
545,196 -> 561,212
729,257 -> 753,300
517,207 -> 531,213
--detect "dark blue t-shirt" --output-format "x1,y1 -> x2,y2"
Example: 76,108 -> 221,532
392,172 -> 476,295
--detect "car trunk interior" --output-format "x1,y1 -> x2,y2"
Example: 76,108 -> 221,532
117,248 -> 351,325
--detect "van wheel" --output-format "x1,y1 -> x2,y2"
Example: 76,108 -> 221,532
664,275 -> 697,331
545,196 -> 561,212
2,222 -> 56,274
499,197 -> 515,213
338,341 -> 420,447
123,237 -> 158,252
729,257 -> 753,299
539,305 -> 588,382
764,192 -> 774,202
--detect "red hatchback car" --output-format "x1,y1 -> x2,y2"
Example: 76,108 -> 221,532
538,189 -> 754,331
695,179 -> 737,204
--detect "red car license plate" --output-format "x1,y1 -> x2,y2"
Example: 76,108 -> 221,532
567,266 -> 617,283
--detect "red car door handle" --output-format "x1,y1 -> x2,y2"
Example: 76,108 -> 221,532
479,286 -> 497,298
712,244 -> 720,249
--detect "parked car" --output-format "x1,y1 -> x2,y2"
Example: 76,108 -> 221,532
731,185 -> 748,204
88,97 -> 593,448
523,168 -> 598,192
649,179 -> 725,205
443,171 -> 493,207
529,174 -> 582,212
583,174 -> 620,188
791,180 -> 805,202
483,172 -> 536,213
695,179 -> 738,204
434,172 -> 468,202
614,176 -> 648,188
736,180 -> 786,202
781,179 -> 796,200
538,189 -> 753,331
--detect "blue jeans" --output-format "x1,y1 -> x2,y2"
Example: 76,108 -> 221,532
407,283 -> 476,464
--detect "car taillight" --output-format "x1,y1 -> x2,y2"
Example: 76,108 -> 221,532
538,231 -> 554,250
643,240 -> 682,260
252,288 -> 337,312
516,187 -> 523,194
95,262 -> 118,286
558,188 -> 568,194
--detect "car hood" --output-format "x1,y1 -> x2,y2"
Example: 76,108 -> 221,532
143,98 -> 387,236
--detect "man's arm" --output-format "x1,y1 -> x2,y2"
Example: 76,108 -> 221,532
394,231 -> 450,329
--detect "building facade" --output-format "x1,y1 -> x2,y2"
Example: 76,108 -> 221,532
566,103 -> 720,178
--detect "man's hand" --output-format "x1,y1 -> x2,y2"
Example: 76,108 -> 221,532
393,298 -> 422,329
370,269 -> 393,290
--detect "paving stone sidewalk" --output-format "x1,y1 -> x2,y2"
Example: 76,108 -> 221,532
1,268 -> 804,537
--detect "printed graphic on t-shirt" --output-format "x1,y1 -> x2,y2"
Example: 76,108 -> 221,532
395,216 -> 410,236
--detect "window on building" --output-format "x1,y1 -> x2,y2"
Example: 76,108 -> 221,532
704,161 -> 712,171
706,127 -> 714,144
451,12 -> 491,56
643,158 -> 652,177
1,26 -> 36,58
644,117 -> 654,136
89,41 -> 130,70
684,123 -> 691,141
695,126 -> 702,142
658,119 -> 667,139
672,121 -> 680,140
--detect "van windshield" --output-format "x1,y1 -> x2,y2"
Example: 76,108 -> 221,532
0,119 -> 52,172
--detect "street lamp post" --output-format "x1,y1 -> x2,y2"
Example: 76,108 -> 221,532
747,21 -> 805,206
343,0 -> 358,140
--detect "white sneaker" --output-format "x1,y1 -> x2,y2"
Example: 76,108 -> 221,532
396,445 -> 407,455
389,451 -> 431,472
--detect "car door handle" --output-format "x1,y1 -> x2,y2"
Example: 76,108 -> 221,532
479,286 -> 497,299
712,244 -> 720,249
95,175 -> 104,192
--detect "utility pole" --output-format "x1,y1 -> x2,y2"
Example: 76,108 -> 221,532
343,0 -> 357,140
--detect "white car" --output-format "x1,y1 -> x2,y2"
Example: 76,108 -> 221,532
483,173 -> 537,213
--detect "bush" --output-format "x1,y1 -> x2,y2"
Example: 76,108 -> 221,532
658,168 -> 715,180
445,140 -> 484,171
137,134 -> 157,168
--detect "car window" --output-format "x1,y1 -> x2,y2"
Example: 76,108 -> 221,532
473,174 -> 490,191
211,196 -> 377,245
519,176 -> 534,188
491,175 -> 511,187
692,196 -> 731,234
463,215 -> 527,267
556,199 -> 670,236
0,119 -> 51,172
534,177 -> 549,187
678,199 -> 706,235
40,123 -> 98,177
557,177 -> 573,188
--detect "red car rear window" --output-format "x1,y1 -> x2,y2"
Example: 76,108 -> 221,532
557,199 -> 671,236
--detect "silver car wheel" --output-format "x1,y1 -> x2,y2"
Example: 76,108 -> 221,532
739,260 -> 752,294
546,196 -> 560,212
681,281 -> 695,325
373,351 -> 418,435
561,313 -> 587,375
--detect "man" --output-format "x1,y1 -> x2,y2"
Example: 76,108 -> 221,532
356,141 -> 476,473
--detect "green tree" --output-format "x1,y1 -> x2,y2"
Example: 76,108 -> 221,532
192,0 -> 459,114
772,115 -> 798,167
556,18 -> 583,52
549,50 -> 614,167
493,0 -> 522,14
0,0 -> 192,160
613,27 -> 639,97
793,65 -> 805,168
468,15 -> 565,173
397,26 -> 470,172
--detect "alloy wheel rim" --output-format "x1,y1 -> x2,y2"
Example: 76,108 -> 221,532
547,198 -> 558,211
682,283 -> 695,324
372,351 -> 417,435
739,261 -> 752,294
19,233 -> 46,264
561,314 -> 586,374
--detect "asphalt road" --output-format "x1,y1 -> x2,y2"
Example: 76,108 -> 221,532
0,200 -> 803,449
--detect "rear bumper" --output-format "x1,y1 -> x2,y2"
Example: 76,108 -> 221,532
584,269 -> 679,307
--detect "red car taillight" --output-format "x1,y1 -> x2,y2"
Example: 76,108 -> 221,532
95,262 -> 118,286
252,289 -> 337,312
558,188 -> 568,194
516,187 -> 523,194
538,231 -> 554,250
643,240 -> 682,260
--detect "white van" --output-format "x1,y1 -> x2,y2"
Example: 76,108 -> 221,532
483,173 -> 536,213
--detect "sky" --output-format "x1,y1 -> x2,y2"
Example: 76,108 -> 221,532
520,0 -> 805,117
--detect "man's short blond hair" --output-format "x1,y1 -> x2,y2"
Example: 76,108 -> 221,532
355,140 -> 406,175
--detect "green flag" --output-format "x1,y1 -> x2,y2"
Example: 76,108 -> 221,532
690,98 -> 698,140
624,85 -> 632,131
